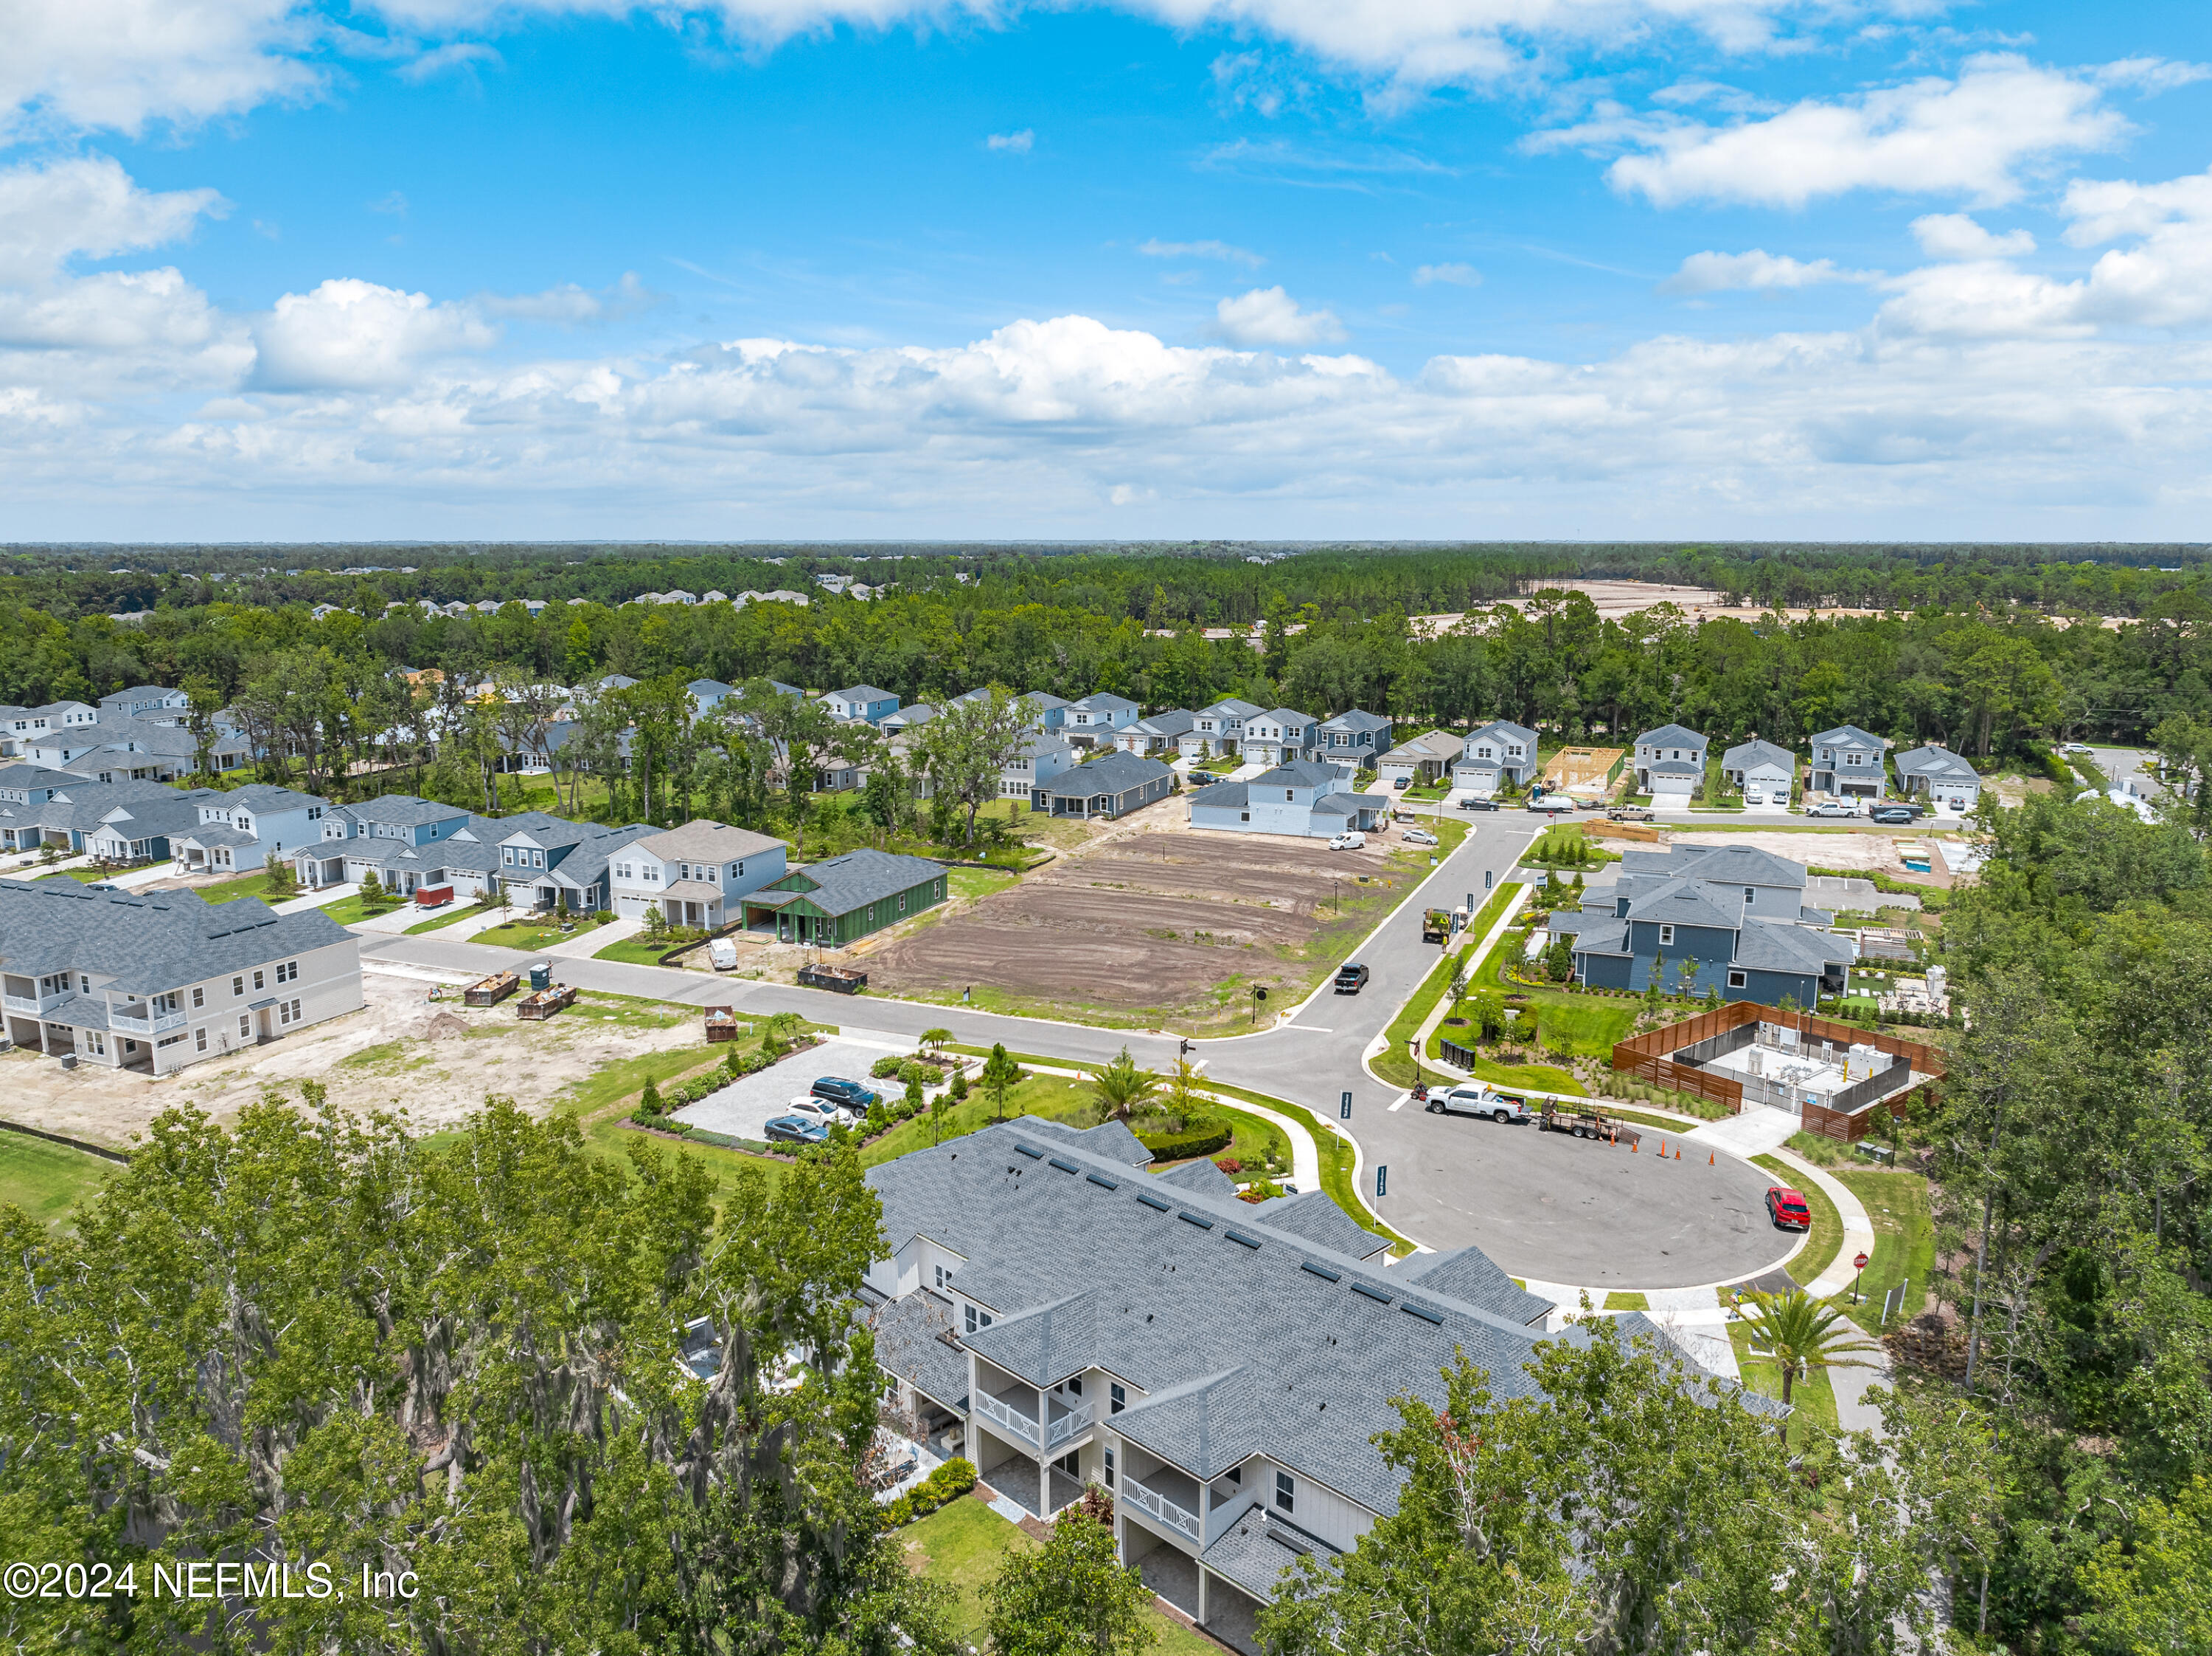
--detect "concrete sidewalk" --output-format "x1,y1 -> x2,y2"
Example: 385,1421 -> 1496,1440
1684,1104 -> 1802,1159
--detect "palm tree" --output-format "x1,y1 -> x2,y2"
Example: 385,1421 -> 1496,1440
919,1027 -> 953,1054
1739,1290 -> 1882,1406
1088,1047 -> 1159,1122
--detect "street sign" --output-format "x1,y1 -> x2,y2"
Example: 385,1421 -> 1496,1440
1854,1252 -> 1870,1270
1375,1165 -> 1388,1200
1880,1280 -> 1908,1326
1340,1091 -> 1352,1120
1484,869 -> 1495,891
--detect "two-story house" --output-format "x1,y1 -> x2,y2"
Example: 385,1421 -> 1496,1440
956,686 -> 1069,733
172,784 -> 330,877
1720,738 -> 1796,807
1238,709 -> 1320,768
1808,725 -> 1888,800
1116,710 -> 1197,757
1062,694 -> 1141,751
1632,724 -> 1708,803
1188,760 -> 1388,839
0,877 -> 363,1076
0,777 -> 198,855
879,703 -> 939,739
1180,699 -> 1266,762
0,703 -> 100,758
1001,734 -> 1080,804
1891,744 -> 1980,815
606,820 -> 790,928
1551,843 -> 1854,1007
1318,709 -> 1392,765
860,1117 -> 1673,1654
1452,720 -> 1539,796
96,686 -> 190,720
80,790 -> 226,865
686,678 -> 739,717
824,685 -> 901,724
302,794 -> 474,889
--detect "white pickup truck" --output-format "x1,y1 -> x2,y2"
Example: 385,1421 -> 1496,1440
1425,1084 -> 1531,1124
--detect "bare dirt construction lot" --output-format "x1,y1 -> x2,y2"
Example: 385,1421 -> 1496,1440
861,811 -> 1418,1034
1,971 -> 705,1152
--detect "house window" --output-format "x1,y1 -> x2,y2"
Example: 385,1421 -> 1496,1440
252,970 -> 265,991
239,1015 -> 251,1039
1728,970 -> 1748,989
1103,1446 -> 1116,1488
233,975 -> 244,996
1284,790 -> 1294,800
80,974 -> 91,993
1744,888 -> 1756,905
195,1028 -> 208,1051
1658,924 -> 1674,946
964,1305 -> 977,1335
1240,812 -> 1250,822
1276,1471 -> 1295,1514
276,960 -> 298,984
935,1264 -> 954,1291
1065,1376 -> 1084,1397
1110,1382 -> 1125,1415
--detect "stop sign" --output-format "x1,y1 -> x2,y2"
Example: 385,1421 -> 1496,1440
1854,1252 -> 1871,1270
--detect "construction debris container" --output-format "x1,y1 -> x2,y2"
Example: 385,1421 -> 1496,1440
528,961 -> 553,992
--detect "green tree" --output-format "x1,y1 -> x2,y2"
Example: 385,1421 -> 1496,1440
2079,1474 -> 2212,1656
1087,1047 -> 1158,1123
1737,1289 -> 1882,1406
982,1505 -> 1155,1656
980,1043 -> 1022,1121
914,685 -> 1037,846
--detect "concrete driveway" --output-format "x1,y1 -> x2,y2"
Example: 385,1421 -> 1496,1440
673,1035 -> 907,1140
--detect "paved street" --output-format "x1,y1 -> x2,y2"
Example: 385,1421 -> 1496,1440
355,810 -> 1797,1289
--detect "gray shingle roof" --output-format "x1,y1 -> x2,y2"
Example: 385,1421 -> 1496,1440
1635,723 -> 1708,749
869,1291 -> 970,1410
771,848 -> 943,919
634,819 -> 787,864
1811,724 -> 1885,751
1733,920 -> 1853,973
1666,843 -> 1811,891
1189,780 -> 1250,808
1256,1191 -> 1390,1261
336,795 -> 468,828
830,684 -> 895,703
1396,1246 -> 1553,1326
1321,709 -> 1391,733
1027,1117 -> 1154,1166
0,877 -> 356,998
1722,738 -> 1796,773
1039,752 -> 1173,798
1248,760 -> 1341,790
1893,744 -> 1977,782
1623,878 -> 1745,930
1157,1158 -> 1239,1197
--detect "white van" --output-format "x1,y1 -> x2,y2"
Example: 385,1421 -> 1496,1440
709,936 -> 739,971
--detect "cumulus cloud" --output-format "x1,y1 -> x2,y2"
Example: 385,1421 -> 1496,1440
1412,262 -> 1480,287
1587,55 -> 2133,209
985,128 -> 1033,153
1911,213 -> 2037,260
1139,237 -> 1265,267
0,0 -> 321,139
1661,250 -> 1874,294
251,278 -> 497,390
0,153 -> 226,283
1212,285 -> 1346,346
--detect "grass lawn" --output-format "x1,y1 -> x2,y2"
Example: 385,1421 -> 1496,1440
1833,1169 -> 1934,1335
1458,1055 -> 1585,1094
0,1132 -> 117,1225
1753,1155 -> 1845,1286
898,1497 -> 1220,1656
860,1075 -> 1098,1168
473,914 -> 608,952
1728,1321 -> 1840,1451
312,892 -> 411,927
1604,1290 -> 1649,1311
948,866 -> 1020,902
594,936 -> 680,966
195,870 -> 279,905
406,899 -> 498,934
37,865 -> 144,883
1371,882 -> 1525,1088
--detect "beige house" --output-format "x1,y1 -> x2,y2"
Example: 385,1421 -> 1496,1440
608,820 -> 789,928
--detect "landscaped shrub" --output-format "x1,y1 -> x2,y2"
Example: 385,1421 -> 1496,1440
948,1068 -> 970,1100
1136,1121 -> 1233,1161
870,1054 -> 905,1079
1214,1158 -> 1242,1174
639,1077 -> 664,1116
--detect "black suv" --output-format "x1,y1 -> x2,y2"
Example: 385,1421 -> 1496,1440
1334,964 -> 1370,994
811,1076 -> 880,1110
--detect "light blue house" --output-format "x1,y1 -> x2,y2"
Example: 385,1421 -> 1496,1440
172,784 -> 330,877
825,685 -> 901,724
1188,760 -> 1388,838
1063,693 -> 1141,750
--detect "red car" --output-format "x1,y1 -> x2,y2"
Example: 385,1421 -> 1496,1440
1765,1186 -> 1812,1230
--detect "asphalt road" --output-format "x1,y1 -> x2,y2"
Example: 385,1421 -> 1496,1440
357,811 -> 1798,1288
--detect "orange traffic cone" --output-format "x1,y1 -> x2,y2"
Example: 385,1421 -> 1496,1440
1659,1140 -> 1667,1156
1632,1139 -> 1639,1153
1675,1149 -> 1682,1161
1708,1151 -> 1716,1166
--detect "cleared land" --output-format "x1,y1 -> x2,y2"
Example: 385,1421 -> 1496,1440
863,821 -> 1423,1034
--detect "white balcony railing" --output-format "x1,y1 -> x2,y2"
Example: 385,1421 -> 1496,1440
971,1389 -> 1040,1449
1045,1399 -> 1098,1450
1122,1475 -> 1202,1544
111,1008 -> 188,1034
2,994 -> 46,1015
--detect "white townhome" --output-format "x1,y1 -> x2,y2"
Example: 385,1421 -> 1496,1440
0,878 -> 363,1076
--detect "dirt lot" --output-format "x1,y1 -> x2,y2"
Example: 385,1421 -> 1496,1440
861,809 -> 1419,1033
1,970 -> 708,1152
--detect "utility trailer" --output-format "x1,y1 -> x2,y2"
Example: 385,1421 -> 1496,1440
1538,1104 -> 1641,1148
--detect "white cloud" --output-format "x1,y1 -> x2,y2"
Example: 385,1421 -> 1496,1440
1139,237 -> 1265,267
0,154 -> 226,283
251,278 -> 498,390
1661,249 -> 1874,294
1412,262 -> 1480,287
1910,213 -> 2037,259
399,41 -> 501,82
1212,285 -> 1346,346
1594,55 -> 2132,209
0,0 -> 320,140
985,128 -> 1033,153
478,272 -> 655,323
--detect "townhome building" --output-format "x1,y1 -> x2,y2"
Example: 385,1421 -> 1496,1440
1062,694 -> 1141,750
607,820 -> 790,928
1632,724 -> 1709,803
0,703 -> 100,758
0,878 -> 363,1076
325,806 -> 589,902
171,784 -> 330,877
301,795 -> 475,889
0,779 -> 219,859
686,678 -> 739,716
1237,709 -> 1320,768
1189,760 -> 1387,839
824,685 -> 901,724
739,849 -> 947,944
1001,733 -> 1079,804
1549,843 -> 1854,1007
1891,744 -> 1981,815
862,1118 -> 1664,1654
1116,710 -> 1197,757
1720,738 -> 1796,807
1374,729 -> 1463,790
1180,699 -> 1266,761
80,790 -> 226,864
1029,753 -> 1177,821
1451,720 -> 1539,796
97,686 -> 190,719
1808,725 -> 1888,799
1318,709 -> 1392,764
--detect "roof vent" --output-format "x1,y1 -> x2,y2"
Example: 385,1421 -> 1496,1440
1014,1143 -> 1043,1160
1349,1281 -> 1392,1304
1047,1157 -> 1079,1174
1087,1173 -> 1120,1191
1224,1229 -> 1261,1250
1135,1191 -> 1171,1213
1178,1211 -> 1214,1231
1401,1301 -> 1444,1325
1300,1262 -> 1340,1283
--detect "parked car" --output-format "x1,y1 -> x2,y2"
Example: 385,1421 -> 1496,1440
1329,831 -> 1368,849
1607,804 -> 1655,822
1427,1085 -> 1528,1124
1457,796 -> 1500,812
765,1115 -> 831,1147
1804,800 -> 1860,818
1526,796 -> 1575,813
2062,742 -> 2094,754
1869,804 -> 1919,824
788,1095 -> 858,1127
1333,963 -> 1370,993
1765,1186 -> 1812,1230
812,1076 -> 880,1111
1392,776 -> 1411,790
1402,827 -> 1439,847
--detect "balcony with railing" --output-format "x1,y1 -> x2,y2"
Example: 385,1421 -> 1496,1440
1122,1469 -> 1203,1545
973,1385 -> 1099,1454
111,1006 -> 188,1035
971,1387 -> 1041,1449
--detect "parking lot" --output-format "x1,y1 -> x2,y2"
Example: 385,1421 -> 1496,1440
672,1035 -> 906,1139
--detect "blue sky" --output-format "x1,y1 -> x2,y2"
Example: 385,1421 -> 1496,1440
4,0 -> 2211,538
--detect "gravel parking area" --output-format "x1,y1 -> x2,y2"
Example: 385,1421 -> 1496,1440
673,1035 -> 908,1138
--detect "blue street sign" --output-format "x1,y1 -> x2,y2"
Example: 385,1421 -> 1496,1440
1484,869 -> 1495,891
1376,1165 -> 1388,1200
1340,1091 -> 1352,1120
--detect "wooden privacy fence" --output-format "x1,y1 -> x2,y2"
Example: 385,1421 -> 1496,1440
1610,1001 -> 1944,1141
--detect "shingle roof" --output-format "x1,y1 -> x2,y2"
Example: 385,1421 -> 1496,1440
1811,724 -> 1885,750
337,795 -> 467,828
1397,1246 -> 1553,1325
1464,718 -> 1538,746
634,818 -> 787,864
1893,744 -> 1977,781
0,878 -> 356,999
217,783 -> 326,813
1190,780 -> 1251,809
1258,1191 -> 1390,1260
1666,843 -> 1811,891
1635,723 -> 1708,749
1069,692 -> 1138,714
1157,1158 -> 1238,1197
869,1291 -> 970,1411
1133,710 -> 1198,738
1623,878 -> 1745,930
771,848 -> 943,918
830,684 -> 896,703
1733,919 -> 1853,973
1038,752 -> 1173,797
1722,738 -> 1796,773
1200,698 -> 1266,720
1321,709 -> 1391,732
1027,1117 -> 1154,1166
1380,729 -> 1462,763
1249,760 -> 1341,790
